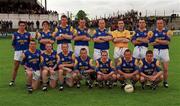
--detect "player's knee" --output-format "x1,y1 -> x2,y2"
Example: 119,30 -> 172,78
160,75 -> 164,80
140,76 -> 145,82
97,75 -> 102,81
42,70 -> 48,75
26,71 -> 33,76
135,74 -> 140,80
112,74 -> 117,80
58,69 -> 63,74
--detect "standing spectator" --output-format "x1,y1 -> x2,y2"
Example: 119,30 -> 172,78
36,20 -> 40,30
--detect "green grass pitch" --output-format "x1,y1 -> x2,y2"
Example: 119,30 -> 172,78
0,36 -> 180,106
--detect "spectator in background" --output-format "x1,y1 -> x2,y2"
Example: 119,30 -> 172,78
36,20 -> 40,30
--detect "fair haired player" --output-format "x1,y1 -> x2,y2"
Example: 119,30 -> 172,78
150,18 -> 172,88
139,50 -> 163,90
73,18 -> 91,57
36,21 -> 55,51
9,21 -> 32,86
132,19 -> 153,59
41,43 -> 59,91
96,51 -> 116,88
116,49 -> 139,88
111,20 -> 131,67
58,43 -> 75,91
21,40 -> 41,93
53,15 -> 73,53
93,19 -> 113,60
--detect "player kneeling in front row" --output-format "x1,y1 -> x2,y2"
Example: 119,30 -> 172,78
58,43 -> 75,91
96,51 -> 116,88
139,50 -> 163,90
22,40 -> 41,93
41,43 -> 59,91
74,48 -> 96,88
116,49 -> 139,89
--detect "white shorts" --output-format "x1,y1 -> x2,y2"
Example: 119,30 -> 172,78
93,49 -> 109,60
114,47 -> 128,59
14,51 -> 23,61
50,71 -> 58,80
153,49 -> 170,62
74,46 -> 89,57
133,46 -> 148,59
57,43 -> 73,54
25,70 -> 40,81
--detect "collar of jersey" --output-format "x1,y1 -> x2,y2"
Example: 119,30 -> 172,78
17,30 -> 27,34
124,57 -> 133,62
44,50 -> 53,55
60,24 -> 68,28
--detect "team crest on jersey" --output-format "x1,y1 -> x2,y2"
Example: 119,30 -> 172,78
68,56 -> 71,59
151,64 -> 155,67
62,58 -> 64,61
46,58 -> 49,61
144,32 -> 147,36
17,36 -> 20,39
78,31 -> 80,34
79,62 -> 82,65
28,56 -> 31,59
155,33 -> 158,36
100,64 -> 103,67
25,35 -> 28,38
130,63 -> 133,66
106,64 -> 108,67
42,34 -> 45,37
66,29 -> 69,32
163,32 -> 166,35
144,65 -> 147,68
137,33 -> 139,36
98,32 -> 101,35
59,30 -> 62,33
123,63 -> 126,66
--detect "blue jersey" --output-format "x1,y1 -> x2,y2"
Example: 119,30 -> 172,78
117,57 -> 138,73
38,31 -> 55,50
58,51 -> 74,64
140,58 -> 161,75
23,49 -> 41,71
74,27 -> 90,46
12,31 -> 31,51
41,50 -> 58,68
96,58 -> 113,74
131,29 -> 149,47
93,28 -> 111,50
75,56 -> 92,71
55,25 -> 73,44
150,29 -> 170,49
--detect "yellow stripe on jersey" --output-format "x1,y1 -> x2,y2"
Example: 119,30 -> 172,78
147,31 -> 153,38
74,59 -> 78,66
89,59 -> 94,66
135,59 -> 139,66
167,30 -> 173,37
73,29 -> 78,36
156,60 -> 161,67
117,58 -> 122,66
138,60 -> 143,68
70,26 -> 74,33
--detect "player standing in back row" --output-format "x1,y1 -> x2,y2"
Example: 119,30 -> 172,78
9,21 -> 32,86
150,18 -> 172,88
93,19 -> 112,60
54,15 -> 73,53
